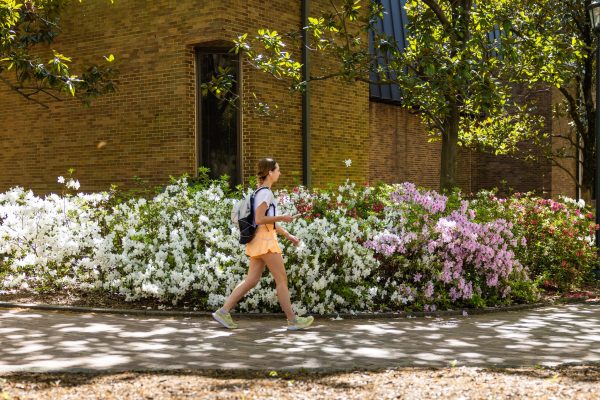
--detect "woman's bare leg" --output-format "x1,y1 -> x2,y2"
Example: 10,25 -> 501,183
222,257 -> 266,312
262,252 -> 295,320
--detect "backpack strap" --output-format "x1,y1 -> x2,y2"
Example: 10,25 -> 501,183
254,186 -> 269,195
266,202 -> 276,230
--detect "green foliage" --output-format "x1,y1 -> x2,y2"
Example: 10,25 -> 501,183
285,180 -> 389,223
233,30 -> 303,89
513,197 -> 597,291
370,0 -> 556,153
0,0 -> 116,107
521,0 -> 595,197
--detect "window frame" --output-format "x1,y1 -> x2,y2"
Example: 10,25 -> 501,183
195,46 -> 242,186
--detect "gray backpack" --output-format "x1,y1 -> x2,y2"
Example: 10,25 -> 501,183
231,187 -> 270,244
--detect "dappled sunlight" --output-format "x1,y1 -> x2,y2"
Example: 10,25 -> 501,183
351,323 -> 406,335
1,311 -> 42,319
58,323 -> 122,334
9,342 -> 54,355
443,339 -> 478,348
119,326 -> 179,338
0,305 -> 599,372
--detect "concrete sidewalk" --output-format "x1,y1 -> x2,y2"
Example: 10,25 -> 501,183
1,304 -> 599,373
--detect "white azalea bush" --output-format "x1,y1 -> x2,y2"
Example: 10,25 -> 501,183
1,171 -> 596,314
0,177 -> 108,291
92,177 -> 245,307
91,176 -> 384,314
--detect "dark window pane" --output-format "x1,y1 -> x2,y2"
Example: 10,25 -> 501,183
197,50 -> 239,186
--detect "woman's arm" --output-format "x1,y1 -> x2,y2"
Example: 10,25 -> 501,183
275,223 -> 290,239
255,202 -> 293,225
275,223 -> 300,245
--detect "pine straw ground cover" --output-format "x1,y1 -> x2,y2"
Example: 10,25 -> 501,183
1,365 -> 599,399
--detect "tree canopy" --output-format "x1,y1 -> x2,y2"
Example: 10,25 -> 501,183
0,0 -> 116,108
223,0 -> 584,192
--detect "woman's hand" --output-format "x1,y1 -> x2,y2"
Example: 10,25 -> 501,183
278,214 -> 295,223
287,234 -> 301,246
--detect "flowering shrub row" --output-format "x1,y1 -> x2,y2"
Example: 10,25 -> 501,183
469,192 -> 597,291
0,174 -> 596,314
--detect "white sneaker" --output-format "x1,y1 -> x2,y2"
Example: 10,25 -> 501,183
287,316 -> 314,331
212,309 -> 238,329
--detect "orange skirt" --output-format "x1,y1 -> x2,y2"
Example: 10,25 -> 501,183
245,225 -> 282,258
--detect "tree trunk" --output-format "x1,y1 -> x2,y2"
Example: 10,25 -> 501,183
581,2 -> 595,204
440,97 -> 459,193
582,130 -> 595,203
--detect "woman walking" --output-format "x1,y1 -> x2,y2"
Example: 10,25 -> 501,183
212,158 -> 314,330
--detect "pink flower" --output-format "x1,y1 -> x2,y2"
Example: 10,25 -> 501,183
424,281 -> 434,298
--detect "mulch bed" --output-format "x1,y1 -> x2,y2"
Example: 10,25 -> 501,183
1,365 -> 599,399
0,289 -> 173,311
1,283 -> 599,314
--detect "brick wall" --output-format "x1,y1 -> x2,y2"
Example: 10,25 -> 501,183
369,92 -> 554,196
1,0 -> 215,193
550,88 -> 577,199
368,101 -> 401,184
0,0 -> 569,197
237,1 -> 303,188
308,0 -> 370,186
369,101 -> 441,189
0,0 -> 370,194
471,86 -> 553,196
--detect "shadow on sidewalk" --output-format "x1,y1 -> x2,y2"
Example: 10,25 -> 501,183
1,304 -> 600,373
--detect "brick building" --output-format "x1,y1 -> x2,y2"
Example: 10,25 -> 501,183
0,0 -> 575,198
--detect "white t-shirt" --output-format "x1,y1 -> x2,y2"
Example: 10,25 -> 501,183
254,188 -> 276,224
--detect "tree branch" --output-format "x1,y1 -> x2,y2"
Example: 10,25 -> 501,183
558,86 -> 586,137
550,158 -> 581,188
422,0 -> 453,32
329,0 -> 352,54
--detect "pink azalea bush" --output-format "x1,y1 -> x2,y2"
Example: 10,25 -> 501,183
469,192 -> 598,291
363,183 -> 537,310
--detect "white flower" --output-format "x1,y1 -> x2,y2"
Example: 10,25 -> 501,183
66,179 -> 80,190
57,176 -> 65,184
560,195 -> 586,209
344,159 -> 352,168
0,176 -> 382,314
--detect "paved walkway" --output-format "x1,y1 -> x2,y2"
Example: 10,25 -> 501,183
1,304 -> 599,373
